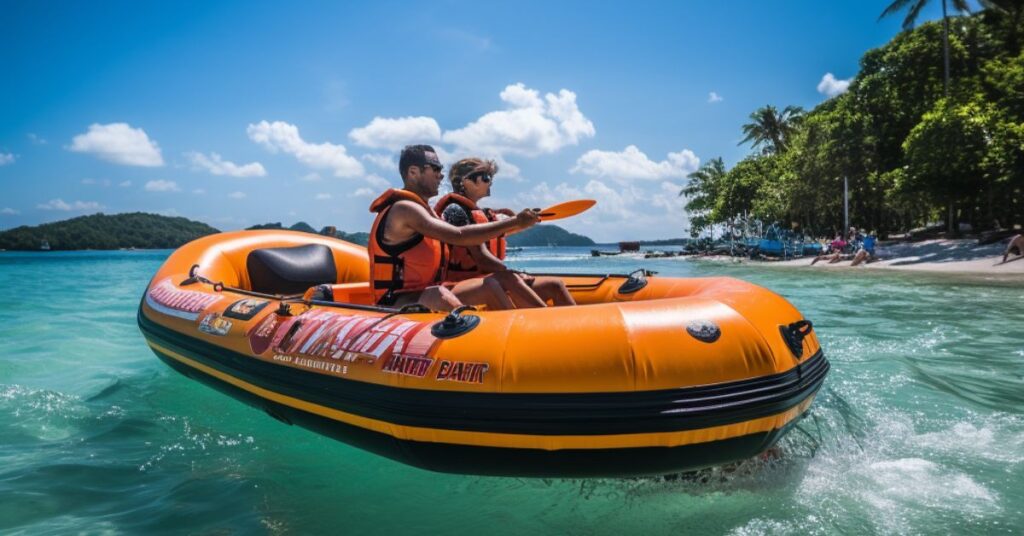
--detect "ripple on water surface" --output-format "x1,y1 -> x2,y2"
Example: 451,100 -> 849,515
0,249 -> 1022,534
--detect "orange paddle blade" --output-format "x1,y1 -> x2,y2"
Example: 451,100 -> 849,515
538,199 -> 596,221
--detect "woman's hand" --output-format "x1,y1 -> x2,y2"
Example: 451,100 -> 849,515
514,208 -> 540,229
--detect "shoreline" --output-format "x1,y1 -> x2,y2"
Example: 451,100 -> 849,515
689,238 -> 1024,277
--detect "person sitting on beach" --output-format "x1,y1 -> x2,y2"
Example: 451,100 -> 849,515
1002,234 -> 1024,264
367,145 -> 540,312
435,157 -> 575,307
811,233 -> 847,265
851,230 -> 878,267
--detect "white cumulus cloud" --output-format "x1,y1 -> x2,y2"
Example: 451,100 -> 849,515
37,199 -> 103,211
69,123 -> 164,167
228,191 -> 246,199
1,207 -> 18,215
145,180 -> 180,192
817,73 -> 851,98
349,187 -> 375,198
192,188 -> 206,195
571,145 -> 700,181
708,92 -> 723,103
512,178 -> 691,242
300,172 -> 322,182
247,120 -> 363,178
363,173 -> 392,189
186,152 -> 267,178
119,180 -> 132,187
315,193 -> 333,200
0,153 -> 16,165
349,116 -> 442,150
361,153 -> 395,171
442,83 -> 595,157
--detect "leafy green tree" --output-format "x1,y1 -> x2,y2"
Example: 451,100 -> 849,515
980,0 -> 1024,55
880,0 -> 972,95
902,98 -> 994,232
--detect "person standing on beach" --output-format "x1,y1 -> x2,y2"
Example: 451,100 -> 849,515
367,145 -> 541,311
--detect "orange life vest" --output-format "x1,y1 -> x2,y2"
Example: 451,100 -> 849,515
368,189 -> 447,305
433,193 -> 507,282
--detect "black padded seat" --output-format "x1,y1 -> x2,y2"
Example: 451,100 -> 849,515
246,244 -> 338,295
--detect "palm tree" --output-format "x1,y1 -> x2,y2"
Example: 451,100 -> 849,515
680,158 -> 727,234
738,105 -> 804,154
879,0 -> 971,96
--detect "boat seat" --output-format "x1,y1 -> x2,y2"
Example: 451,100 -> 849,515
246,244 -> 338,295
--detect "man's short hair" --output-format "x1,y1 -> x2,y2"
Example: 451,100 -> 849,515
399,145 -> 442,179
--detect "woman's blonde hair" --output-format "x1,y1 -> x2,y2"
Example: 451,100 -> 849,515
448,158 -> 498,195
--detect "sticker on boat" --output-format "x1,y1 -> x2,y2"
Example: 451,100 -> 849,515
223,298 -> 269,320
198,312 -> 232,336
145,277 -> 223,320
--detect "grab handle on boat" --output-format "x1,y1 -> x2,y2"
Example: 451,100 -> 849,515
780,319 -> 813,358
618,269 -> 654,294
431,305 -> 480,339
179,264 -> 203,286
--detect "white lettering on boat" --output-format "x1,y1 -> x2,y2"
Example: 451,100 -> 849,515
265,309 -> 441,377
145,278 -> 223,321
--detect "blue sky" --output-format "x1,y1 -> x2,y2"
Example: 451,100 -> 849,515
0,1 -> 963,241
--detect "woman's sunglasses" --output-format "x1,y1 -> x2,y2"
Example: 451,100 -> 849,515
465,173 -> 493,184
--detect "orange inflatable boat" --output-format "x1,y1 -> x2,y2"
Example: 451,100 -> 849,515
137,230 -> 828,477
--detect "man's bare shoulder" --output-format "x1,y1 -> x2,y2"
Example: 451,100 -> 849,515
388,199 -> 430,219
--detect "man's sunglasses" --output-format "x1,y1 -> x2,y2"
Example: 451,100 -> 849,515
422,164 -> 444,173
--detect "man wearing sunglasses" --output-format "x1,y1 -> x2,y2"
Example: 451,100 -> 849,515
435,157 -> 575,307
367,145 -> 541,311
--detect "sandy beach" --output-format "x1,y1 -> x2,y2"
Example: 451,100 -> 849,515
678,237 -> 1024,277
776,238 -> 1024,274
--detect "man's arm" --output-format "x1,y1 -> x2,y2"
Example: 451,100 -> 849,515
390,201 -> 537,247
468,243 -> 506,273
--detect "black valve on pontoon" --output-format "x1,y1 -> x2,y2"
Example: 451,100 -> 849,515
431,305 -> 480,339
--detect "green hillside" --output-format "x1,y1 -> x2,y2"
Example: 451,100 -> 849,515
0,212 -> 220,251
245,222 -> 370,246
507,224 -> 595,247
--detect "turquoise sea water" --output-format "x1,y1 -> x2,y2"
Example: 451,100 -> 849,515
1,248 -> 1023,534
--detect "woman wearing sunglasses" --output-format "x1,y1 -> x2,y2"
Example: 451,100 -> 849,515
435,158 -> 575,308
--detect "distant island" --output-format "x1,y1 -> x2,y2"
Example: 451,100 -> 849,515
0,213 -> 598,251
246,221 -> 370,246
507,224 -> 595,247
0,213 -> 220,251
247,221 -> 595,247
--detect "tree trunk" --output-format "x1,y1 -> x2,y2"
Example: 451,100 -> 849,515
942,0 -> 951,97
948,201 -> 955,235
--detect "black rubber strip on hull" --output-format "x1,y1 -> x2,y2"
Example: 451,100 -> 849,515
154,348 -> 802,477
139,307 -> 828,436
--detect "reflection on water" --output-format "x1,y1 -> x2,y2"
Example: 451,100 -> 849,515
0,249 -> 1022,534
